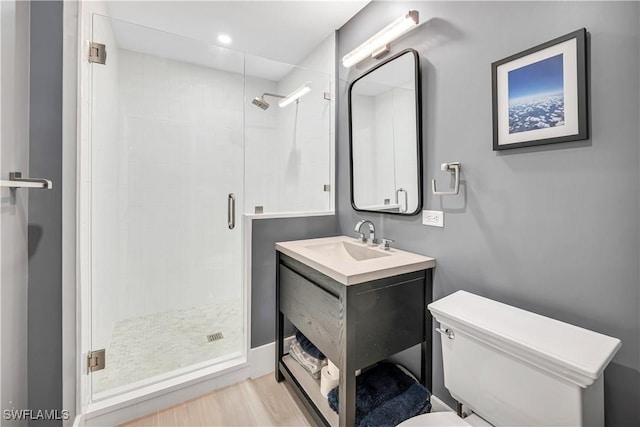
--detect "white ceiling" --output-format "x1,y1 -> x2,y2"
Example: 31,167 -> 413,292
106,17 -> 300,81
106,1 -> 370,66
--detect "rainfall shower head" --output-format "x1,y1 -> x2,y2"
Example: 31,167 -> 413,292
251,92 -> 285,110
252,97 -> 270,110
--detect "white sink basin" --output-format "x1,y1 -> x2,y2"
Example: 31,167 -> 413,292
304,240 -> 391,261
276,236 -> 435,285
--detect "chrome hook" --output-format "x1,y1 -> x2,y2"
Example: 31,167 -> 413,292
432,162 -> 461,196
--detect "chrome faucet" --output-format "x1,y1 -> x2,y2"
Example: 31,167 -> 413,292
354,220 -> 376,245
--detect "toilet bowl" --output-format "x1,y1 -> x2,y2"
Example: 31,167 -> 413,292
399,291 -> 621,427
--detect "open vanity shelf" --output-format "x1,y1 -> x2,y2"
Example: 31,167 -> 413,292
275,237 -> 435,427
280,354 -> 339,426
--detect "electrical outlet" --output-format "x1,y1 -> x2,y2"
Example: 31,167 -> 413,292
422,210 -> 444,227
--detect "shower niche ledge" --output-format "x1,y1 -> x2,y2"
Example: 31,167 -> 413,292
275,236 -> 435,427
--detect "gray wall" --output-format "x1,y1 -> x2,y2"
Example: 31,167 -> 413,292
251,215 -> 338,347
28,1 -> 64,424
337,2 -> 639,425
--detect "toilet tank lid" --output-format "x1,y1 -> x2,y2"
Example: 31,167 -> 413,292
428,291 -> 621,387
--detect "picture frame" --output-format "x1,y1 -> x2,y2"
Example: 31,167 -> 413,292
492,28 -> 588,150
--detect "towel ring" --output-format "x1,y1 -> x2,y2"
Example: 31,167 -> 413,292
432,162 -> 461,196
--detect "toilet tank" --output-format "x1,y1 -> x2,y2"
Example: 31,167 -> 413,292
428,291 -> 621,427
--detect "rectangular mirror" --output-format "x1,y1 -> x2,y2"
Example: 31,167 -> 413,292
349,48 -> 422,215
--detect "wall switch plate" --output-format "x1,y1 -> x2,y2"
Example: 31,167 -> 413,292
423,210 -> 444,227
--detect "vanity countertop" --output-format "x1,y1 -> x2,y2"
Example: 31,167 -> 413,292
275,235 -> 435,285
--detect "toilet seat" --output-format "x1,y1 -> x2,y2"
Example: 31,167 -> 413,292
398,411 -> 472,426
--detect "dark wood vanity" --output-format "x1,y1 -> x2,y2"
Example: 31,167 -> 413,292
275,244 -> 434,427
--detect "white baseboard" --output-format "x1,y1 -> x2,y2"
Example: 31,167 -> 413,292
84,358 -> 250,426
249,336 -> 295,379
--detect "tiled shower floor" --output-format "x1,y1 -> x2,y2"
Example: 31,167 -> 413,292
94,299 -> 242,394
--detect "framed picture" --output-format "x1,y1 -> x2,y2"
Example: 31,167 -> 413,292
492,28 -> 588,150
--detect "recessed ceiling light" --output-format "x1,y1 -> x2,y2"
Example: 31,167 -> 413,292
217,34 -> 232,45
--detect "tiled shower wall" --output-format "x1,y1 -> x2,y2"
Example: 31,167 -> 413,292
116,47 -> 245,314
90,23 -> 333,354
92,45 -> 247,352
245,37 -> 333,214
273,61 -> 332,213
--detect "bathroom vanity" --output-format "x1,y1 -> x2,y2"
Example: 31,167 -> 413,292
275,236 -> 435,427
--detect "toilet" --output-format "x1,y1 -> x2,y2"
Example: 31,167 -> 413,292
399,291 -> 621,426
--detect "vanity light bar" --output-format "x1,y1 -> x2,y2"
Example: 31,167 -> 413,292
278,82 -> 312,108
342,10 -> 419,68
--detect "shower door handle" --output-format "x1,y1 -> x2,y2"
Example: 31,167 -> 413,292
228,193 -> 235,230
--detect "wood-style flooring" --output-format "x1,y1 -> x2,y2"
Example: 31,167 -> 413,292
118,374 -> 317,427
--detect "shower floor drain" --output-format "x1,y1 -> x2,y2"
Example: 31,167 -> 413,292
207,332 -> 224,342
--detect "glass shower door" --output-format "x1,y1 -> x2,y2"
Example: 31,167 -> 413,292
88,15 -> 245,399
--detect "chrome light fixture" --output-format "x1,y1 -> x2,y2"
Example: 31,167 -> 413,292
342,10 -> 419,68
278,82 -> 311,108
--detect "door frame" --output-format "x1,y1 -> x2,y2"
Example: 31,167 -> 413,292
0,0 -> 31,420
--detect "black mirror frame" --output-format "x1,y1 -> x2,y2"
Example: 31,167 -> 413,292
348,48 -> 423,216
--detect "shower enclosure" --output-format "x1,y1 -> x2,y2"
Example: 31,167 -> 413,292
83,13 -> 332,406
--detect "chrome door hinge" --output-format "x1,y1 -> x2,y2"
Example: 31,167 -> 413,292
89,42 -> 106,65
87,349 -> 106,372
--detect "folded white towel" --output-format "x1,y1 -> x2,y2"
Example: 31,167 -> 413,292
289,339 -> 327,378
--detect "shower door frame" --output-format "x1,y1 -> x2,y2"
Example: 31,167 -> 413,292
75,4 -> 251,425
